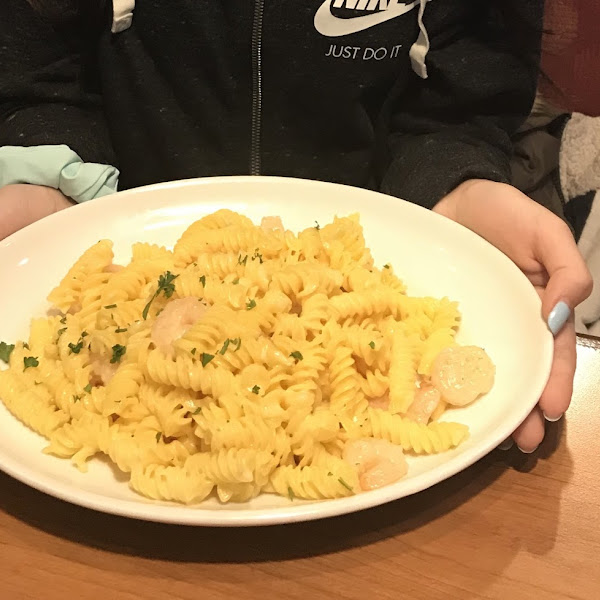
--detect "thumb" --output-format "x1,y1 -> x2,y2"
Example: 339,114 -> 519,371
538,221 -> 593,335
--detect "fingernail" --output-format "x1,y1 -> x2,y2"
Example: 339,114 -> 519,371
517,445 -> 538,454
498,439 -> 513,451
547,301 -> 571,336
544,412 -> 563,423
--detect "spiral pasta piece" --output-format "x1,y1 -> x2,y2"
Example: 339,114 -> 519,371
388,333 -> 420,415
130,462 -> 214,504
47,240 -> 114,312
0,370 -> 69,437
144,349 -> 237,397
190,448 -> 278,486
367,408 -> 469,454
270,458 -> 359,500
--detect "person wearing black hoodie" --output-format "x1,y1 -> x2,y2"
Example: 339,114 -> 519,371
0,0 -> 593,452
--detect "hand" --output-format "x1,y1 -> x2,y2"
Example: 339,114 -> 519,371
434,179 -> 593,453
0,184 -> 73,241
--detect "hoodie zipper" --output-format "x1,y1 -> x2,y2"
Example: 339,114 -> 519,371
250,0 -> 265,175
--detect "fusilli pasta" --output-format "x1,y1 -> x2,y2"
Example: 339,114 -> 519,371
0,209 -> 495,505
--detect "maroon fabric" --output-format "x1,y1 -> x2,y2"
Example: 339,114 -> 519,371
541,1 -> 600,117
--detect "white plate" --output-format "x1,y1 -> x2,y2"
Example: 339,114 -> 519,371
0,176 -> 553,526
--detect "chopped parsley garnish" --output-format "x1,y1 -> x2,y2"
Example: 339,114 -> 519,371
251,385 -> 260,395
221,337 -> 241,354
251,249 -> 263,264
59,316 -> 67,324
191,348 -> 197,356
338,477 -> 353,492
246,299 -> 257,310
142,271 -> 179,320
290,351 -> 303,362
57,327 -> 67,338
199,275 -> 206,288
327,472 -> 333,476
115,327 -> 128,333
192,407 -> 202,415
0,342 -> 15,364
68,341 -> 84,355
200,352 -> 215,367
155,432 -> 162,443
23,356 -> 39,371
232,278 -> 240,285
369,341 -> 375,350
73,394 -> 81,403
383,264 -> 390,270
238,254 -> 248,266
104,304 -> 117,309
110,344 -> 126,364
81,331 -> 89,338
314,221 -> 320,230
83,384 -> 93,394
288,486 -> 295,501
22,342 -> 30,350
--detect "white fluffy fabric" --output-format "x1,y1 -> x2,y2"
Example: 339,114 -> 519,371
560,113 -> 600,335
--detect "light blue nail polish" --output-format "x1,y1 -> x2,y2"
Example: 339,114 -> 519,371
498,439 -> 513,451
547,301 -> 571,336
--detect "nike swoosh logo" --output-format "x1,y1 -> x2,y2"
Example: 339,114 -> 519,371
314,0 -> 419,37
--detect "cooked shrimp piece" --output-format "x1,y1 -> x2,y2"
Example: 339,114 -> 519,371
430,399 -> 447,422
261,215 -> 284,231
103,263 -> 125,274
431,346 -> 495,407
369,393 -> 390,411
151,297 -> 207,355
90,353 -> 119,385
406,385 -> 441,424
343,438 -> 408,491
67,302 -> 82,315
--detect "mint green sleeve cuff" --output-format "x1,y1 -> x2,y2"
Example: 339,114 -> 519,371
0,145 -> 119,202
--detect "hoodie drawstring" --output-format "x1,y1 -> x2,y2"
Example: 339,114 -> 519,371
409,0 -> 430,79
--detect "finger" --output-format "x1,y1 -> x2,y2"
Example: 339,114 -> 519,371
512,405 -> 545,453
536,220 -> 593,330
25,186 -> 73,221
538,316 -> 576,420
0,185 -> 71,241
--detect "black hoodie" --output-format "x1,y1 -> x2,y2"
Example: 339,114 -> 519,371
0,0 -> 543,208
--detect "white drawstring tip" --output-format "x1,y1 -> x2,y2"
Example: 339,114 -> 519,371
409,0 -> 430,79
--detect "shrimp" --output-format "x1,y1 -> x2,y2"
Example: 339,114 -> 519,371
343,438 -> 408,491
406,385 -> 441,424
67,302 -> 82,315
430,345 -> 495,407
261,215 -> 284,231
89,353 -> 119,386
151,297 -> 207,356
368,393 -> 390,411
103,263 -> 124,274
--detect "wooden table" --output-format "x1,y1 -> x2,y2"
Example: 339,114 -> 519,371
1,337 -> 599,600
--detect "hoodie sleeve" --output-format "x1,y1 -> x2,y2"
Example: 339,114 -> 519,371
0,0 -> 116,168
380,1 -> 544,209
